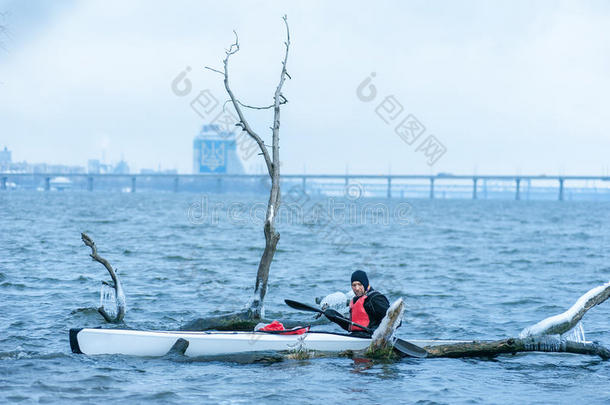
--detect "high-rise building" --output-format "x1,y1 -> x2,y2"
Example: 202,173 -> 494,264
0,146 -> 11,171
193,125 -> 244,174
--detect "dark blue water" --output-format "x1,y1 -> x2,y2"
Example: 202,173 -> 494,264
1,191 -> 609,404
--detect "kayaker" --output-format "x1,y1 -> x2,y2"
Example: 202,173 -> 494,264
342,270 -> 390,335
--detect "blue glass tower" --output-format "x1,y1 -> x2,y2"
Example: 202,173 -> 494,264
193,125 -> 245,174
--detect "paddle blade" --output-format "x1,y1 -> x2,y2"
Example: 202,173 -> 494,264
284,299 -> 322,314
394,338 -> 428,358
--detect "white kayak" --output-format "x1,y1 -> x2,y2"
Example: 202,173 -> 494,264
70,328 -> 375,357
69,328 -> 462,357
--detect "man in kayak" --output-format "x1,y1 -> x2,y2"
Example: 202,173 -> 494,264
338,270 -> 390,335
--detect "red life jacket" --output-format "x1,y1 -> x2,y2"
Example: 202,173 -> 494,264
349,295 -> 370,331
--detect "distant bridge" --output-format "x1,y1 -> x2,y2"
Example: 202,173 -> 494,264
2,173 -> 610,200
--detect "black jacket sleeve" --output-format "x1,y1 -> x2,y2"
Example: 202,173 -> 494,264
364,292 -> 390,330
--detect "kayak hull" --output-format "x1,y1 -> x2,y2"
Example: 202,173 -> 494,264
70,328 -> 373,357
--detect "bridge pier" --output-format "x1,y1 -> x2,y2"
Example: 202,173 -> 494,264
87,177 -> 93,191
45,177 -> 50,191
174,177 -> 179,192
472,177 -> 478,200
131,177 -> 136,193
1,177 -> 6,190
387,177 -> 392,199
559,178 -> 564,201
429,178 -> 435,199
515,178 -> 521,200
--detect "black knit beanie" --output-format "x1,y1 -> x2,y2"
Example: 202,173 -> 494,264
351,270 -> 369,290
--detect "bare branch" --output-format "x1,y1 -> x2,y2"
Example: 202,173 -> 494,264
220,29 -> 274,177
238,101 -> 273,110
520,281 -> 610,338
226,30 -> 240,55
81,233 -> 117,286
221,98 -> 285,113
237,99 -> 287,110
204,66 -> 224,75
81,233 -> 125,323
267,14 -> 290,199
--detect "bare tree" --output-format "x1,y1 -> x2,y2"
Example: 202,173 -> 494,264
205,16 -> 290,319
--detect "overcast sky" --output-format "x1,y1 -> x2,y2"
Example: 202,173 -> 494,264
1,0 -> 609,175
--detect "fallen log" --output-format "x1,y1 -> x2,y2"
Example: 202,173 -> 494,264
423,336 -> 610,360
421,281 -> 610,360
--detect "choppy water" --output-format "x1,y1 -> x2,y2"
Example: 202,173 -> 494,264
1,191 -> 609,404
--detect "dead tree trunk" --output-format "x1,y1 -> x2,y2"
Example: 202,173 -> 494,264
420,282 -> 610,360
205,15 -> 290,319
81,233 -> 125,323
423,337 -> 610,360
368,298 -> 404,353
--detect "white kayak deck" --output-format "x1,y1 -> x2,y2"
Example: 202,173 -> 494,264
70,328 -> 466,357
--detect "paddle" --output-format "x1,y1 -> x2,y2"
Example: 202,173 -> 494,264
284,299 -> 427,358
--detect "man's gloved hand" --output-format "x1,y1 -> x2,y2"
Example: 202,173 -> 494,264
323,308 -> 352,330
315,302 -> 329,319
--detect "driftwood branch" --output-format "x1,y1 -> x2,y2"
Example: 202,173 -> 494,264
520,281 -> 610,338
81,233 -> 125,323
420,281 -> 610,360
424,337 -> 610,360
369,298 -> 404,352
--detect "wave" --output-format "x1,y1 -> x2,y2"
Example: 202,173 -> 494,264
0,281 -> 27,289
164,255 -> 195,262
